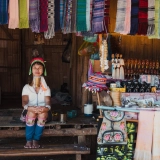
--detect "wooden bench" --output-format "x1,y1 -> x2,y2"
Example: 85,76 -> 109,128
0,109 -> 97,160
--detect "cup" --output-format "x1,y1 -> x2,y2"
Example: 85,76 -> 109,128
84,104 -> 93,117
59,114 -> 67,123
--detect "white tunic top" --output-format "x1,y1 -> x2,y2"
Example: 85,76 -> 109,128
22,84 -> 51,106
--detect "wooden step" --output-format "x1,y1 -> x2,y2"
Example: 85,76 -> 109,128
0,144 -> 90,157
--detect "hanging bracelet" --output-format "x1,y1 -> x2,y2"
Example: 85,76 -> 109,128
45,105 -> 51,110
23,105 -> 28,110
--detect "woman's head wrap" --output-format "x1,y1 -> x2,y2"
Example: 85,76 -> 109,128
29,57 -> 47,76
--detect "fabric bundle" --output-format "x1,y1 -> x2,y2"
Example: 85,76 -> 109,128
29,0 -> 40,33
92,0 -> 105,33
19,0 -> 29,29
147,0 -> 155,36
39,0 -> 48,32
114,0 -> 127,33
130,0 -> 139,35
0,0 -> 8,24
137,0 -> 148,35
76,0 -> 87,31
54,0 -> 60,31
103,0 -> 110,33
44,0 -> 55,39
120,0 -> 131,35
8,0 -> 19,29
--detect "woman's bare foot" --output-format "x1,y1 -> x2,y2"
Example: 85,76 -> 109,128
24,141 -> 32,148
32,140 -> 40,148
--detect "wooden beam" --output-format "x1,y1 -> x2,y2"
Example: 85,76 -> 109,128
0,38 -> 18,41
0,25 -> 14,41
0,128 -> 97,138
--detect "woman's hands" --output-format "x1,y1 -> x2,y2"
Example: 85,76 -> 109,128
28,106 -> 49,114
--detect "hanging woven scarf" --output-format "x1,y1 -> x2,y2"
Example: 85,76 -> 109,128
39,0 -> 48,32
55,0 -> 60,31
120,0 -> 131,35
76,0 -> 87,31
114,0 -> 127,33
92,0 -> 105,33
29,0 -> 40,33
147,0 -> 155,36
86,0 -> 91,31
44,0 -> 55,39
62,0 -> 72,34
130,0 -> 139,35
0,0 -> 8,24
148,0 -> 159,39
62,0 -> 67,30
103,0 -> 110,33
19,0 -> 29,29
137,0 -> 148,35
8,0 -> 19,29
71,0 -> 77,32
60,0 -> 64,29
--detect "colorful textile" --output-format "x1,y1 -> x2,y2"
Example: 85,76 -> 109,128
147,0 -> 155,36
62,0 -> 73,34
92,0 -> 105,33
86,0 -> 91,31
114,0 -> 127,33
120,0 -> 131,35
152,112 -> 160,160
8,0 -> 19,29
103,0 -> 110,33
130,0 -> 139,35
0,0 -> 8,24
148,0 -> 159,39
76,0 -> 87,31
19,0 -> 29,29
39,0 -> 48,32
29,0 -> 40,33
71,0 -> 77,32
134,111 -> 154,160
44,0 -> 55,39
137,0 -> 148,35
55,0 -> 60,31
60,0 -> 64,29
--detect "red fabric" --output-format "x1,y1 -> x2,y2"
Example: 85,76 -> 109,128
40,0 -> 48,32
137,0 -> 148,35
30,57 -> 45,64
103,0 -> 110,33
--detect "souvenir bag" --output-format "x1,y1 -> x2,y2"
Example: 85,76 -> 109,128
97,110 -> 127,145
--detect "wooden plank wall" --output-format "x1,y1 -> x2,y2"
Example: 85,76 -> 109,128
0,26 -> 21,96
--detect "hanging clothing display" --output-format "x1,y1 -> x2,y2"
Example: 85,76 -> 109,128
92,0 -> 105,33
44,0 -> 55,39
8,0 -> 19,29
71,0 -> 77,32
29,0 -> 40,33
19,0 -> 29,29
54,0 -> 60,31
130,0 -> 139,35
0,0 -> 8,24
39,0 -> 48,32
103,0 -> 110,33
76,0 -> 87,31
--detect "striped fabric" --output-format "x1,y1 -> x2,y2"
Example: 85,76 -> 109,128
92,0 -> 105,33
29,0 -> 40,33
76,0 -> 87,31
44,0 -> 55,39
114,0 -> 127,33
39,0 -> 48,32
103,0 -> 110,33
147,0 -> 155,36
137,0 -> 148,35
130,0 -> 139,35
0,0 -> 8,24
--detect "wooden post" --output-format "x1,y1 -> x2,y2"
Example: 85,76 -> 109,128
76,154 -> 81,160
96,92 -> 103,118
